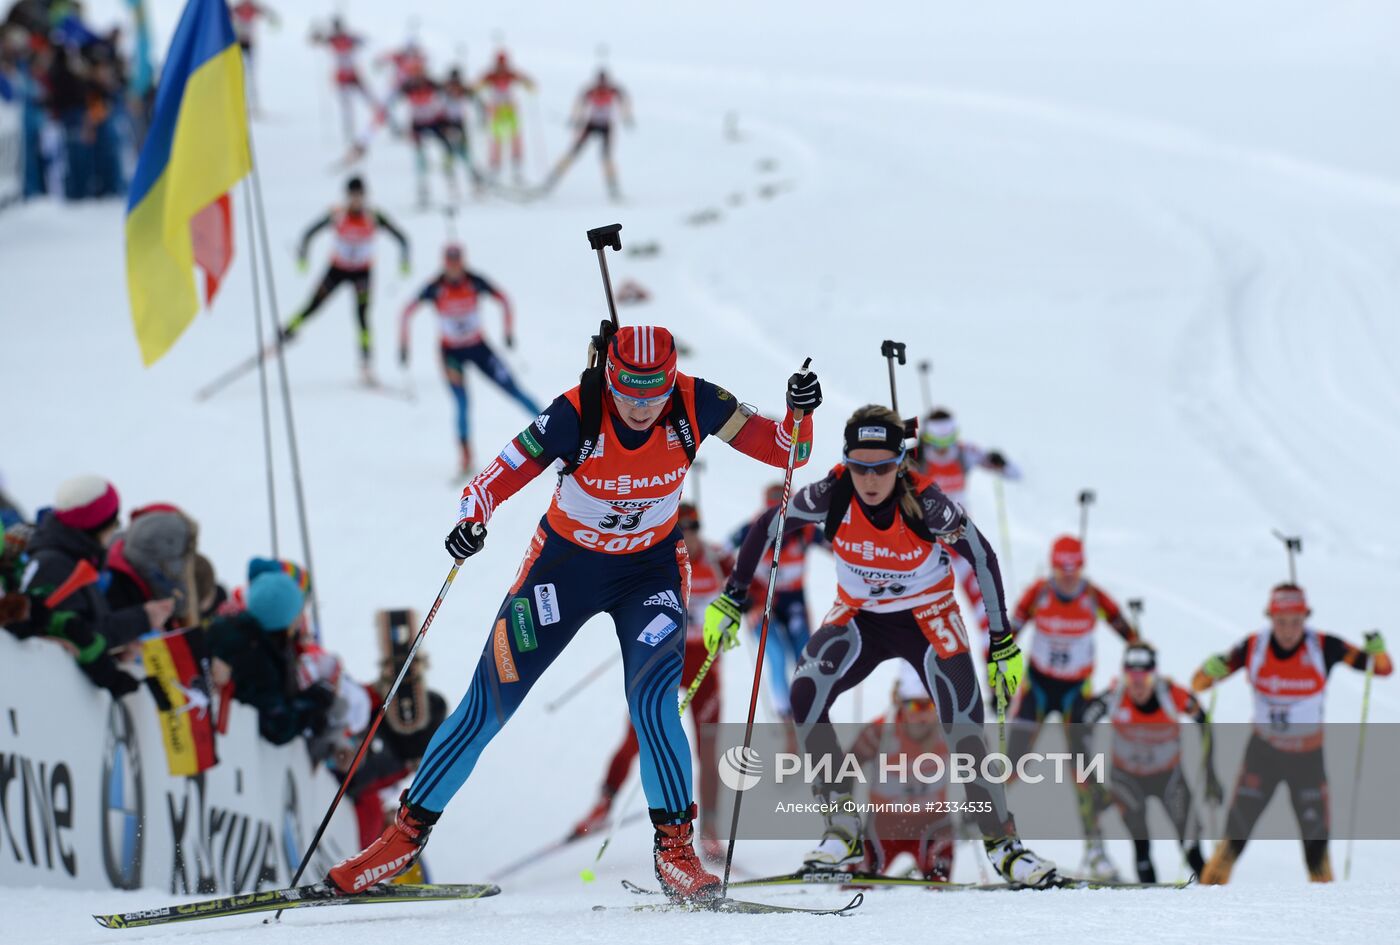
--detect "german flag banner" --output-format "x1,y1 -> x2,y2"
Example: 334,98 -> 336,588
142,628 -> 218,776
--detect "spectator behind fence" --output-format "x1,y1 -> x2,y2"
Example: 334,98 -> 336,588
1,5 -> 136,201
14,475 -> 172,695
193,552 -> 227,622
105,503 -> 200,627
208,565 -> 335,747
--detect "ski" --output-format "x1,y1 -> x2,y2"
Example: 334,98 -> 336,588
92,881 -> 499,930
596,892 -> 863,916
194,341 -> 281,402
622,871 -> 1190,896
1046,875 -> 1194,890
622,872 -> 977,894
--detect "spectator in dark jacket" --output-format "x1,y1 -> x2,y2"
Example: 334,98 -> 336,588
207,567 -> 334,746
18,475 -> 173,695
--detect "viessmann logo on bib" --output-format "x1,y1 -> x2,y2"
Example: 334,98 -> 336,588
582,468 -> 687,496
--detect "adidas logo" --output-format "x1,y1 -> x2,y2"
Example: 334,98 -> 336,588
644,590 -> 683,614
353,851 -> 416,891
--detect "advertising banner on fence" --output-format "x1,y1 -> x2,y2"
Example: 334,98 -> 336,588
0,633 -> 356,893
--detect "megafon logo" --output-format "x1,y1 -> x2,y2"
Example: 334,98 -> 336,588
718,746 -> 763,792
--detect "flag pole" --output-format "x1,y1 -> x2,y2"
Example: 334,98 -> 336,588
245,133 -> 323,638
240,178 -> 279,556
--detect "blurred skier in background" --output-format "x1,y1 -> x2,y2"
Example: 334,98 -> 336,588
1007,535 -> 1138,878
231,1 -> 278,116
1193,585 -> 1391,884
474,50 -> 535,184
1083,642 -> 1219,882
399,242 -> 540,476
281,176 -> 410,385
915,407 -> 1020,651
310,16 -> 376,145
541,68 -> 632,199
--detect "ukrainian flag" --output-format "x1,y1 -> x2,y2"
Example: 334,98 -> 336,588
126,0 -> 250,366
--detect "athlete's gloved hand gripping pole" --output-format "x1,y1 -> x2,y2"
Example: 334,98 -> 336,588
272,552 -> 470,917
719,358 -> 815,896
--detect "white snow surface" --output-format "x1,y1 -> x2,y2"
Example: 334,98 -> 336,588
4,0 -> 1400,941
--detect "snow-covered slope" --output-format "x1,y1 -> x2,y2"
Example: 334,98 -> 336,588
4,1 -> 1399,940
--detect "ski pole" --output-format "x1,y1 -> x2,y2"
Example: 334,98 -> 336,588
1344,633 -> 1378,881
1077,489 -> 1096,545
591,775 -> 644,867
880,339 -> 906,414
1271,531 -> 1302,584
545,652 -> 622,713
721,358 -> 811,895
272,560 -> 463,919
917,360 -> 933,418
678,648 -> 717,715
993,477 -> 1015,594
995,681 -> 1009,757
1200,686 -> 1219,840
587,223 -> 623,327
1127,598 -> 1144,637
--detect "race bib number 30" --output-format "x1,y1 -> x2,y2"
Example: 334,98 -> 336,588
914,597 -> 969,658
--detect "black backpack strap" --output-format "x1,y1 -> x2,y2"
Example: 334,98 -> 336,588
823,470 -> 854,543
900,498 -> 940,545
559,365 -> 605,478
560,320 -> 619,478
664,386 -> 698,465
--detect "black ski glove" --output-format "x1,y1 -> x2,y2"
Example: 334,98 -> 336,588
445,521 -> 487,561
786,370 -> 822,412
987,450 -> 1008,470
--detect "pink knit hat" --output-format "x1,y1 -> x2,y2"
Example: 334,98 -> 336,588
53,475 -> 120,532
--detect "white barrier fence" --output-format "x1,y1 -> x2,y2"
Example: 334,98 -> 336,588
0,633 -> 357,893
0,96 -> 20,208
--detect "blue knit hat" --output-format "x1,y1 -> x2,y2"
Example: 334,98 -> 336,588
246,571 -> 305,632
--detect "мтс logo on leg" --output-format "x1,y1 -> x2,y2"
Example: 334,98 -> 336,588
718,746 -> 764,792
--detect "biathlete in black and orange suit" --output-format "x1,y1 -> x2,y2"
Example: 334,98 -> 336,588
281,177 -> 410,385
709,404 -> 1060,886
230,1 -> 278,115
1006,534 -> 1138,878
915,407 -> 1020,651
325,324 -> 824,903
1082,642 -> 1220,882
1193,583 -> 1391,884
542,69 -> 633,199
310,17 -> 377,145
569,501 -> 734,863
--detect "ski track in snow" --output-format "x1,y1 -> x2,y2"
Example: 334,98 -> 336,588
7,1 -> 1400,941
